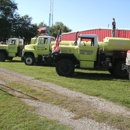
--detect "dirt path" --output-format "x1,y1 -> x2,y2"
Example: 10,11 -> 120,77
0,68 -> 129,130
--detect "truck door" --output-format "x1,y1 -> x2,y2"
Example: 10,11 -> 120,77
79,46 -> 98,60
36,37 -> 50,55
8,40 -> 18,57
77,36 -> 98,68
78,46 -> 98,68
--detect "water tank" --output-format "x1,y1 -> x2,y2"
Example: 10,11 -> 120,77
102,37 -> 130,52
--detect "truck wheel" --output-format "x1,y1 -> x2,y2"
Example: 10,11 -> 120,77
25,55 -> 34,65
56,59 -> 74,76
114,61 -> 128,79
0,52 -> 6,62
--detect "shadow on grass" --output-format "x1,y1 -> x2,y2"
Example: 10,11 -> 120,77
6,60 -> 22,63
3,60 -> 129,81
71,72 -> 129,81
71,71 -> 116,80
34,63 -> 56,67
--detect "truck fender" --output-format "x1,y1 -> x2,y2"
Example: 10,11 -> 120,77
53,53 -> 79,65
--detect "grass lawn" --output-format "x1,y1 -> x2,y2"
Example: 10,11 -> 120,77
0,57 -> 130,130
0,57 -> 129,108
0,86 -> 71,130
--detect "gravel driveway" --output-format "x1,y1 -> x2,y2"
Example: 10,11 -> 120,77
0,68 -> 129,130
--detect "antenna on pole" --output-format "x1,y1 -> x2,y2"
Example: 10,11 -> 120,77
52,0 -> 53,26
49,0 -> 53,34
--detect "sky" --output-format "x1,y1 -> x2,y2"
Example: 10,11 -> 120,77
14,0 -> 130,32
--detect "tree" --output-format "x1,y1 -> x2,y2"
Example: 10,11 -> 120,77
37,22 -> 49,36
12,15 -> 38,43
50,22 -> 72,37
0,0 -> 17,19
37,22 -> 72,38
0,0 -> 18,40
0,0 -> 38,43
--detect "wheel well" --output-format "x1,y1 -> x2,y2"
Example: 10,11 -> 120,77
54,53 -> 79,64
24,52 -> 34,57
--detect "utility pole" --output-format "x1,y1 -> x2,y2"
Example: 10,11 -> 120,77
49,0 -> 53,35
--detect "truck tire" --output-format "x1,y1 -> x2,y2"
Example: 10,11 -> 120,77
56,59 -> 74,76
24,55 -> 34,65
114,61 -> 128,79
0,52 -> 6,62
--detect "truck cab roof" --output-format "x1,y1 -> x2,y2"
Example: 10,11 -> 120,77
38,36 -> 55,39
37,36 -> 55,45
80,34 -> 98,39
78,34 -> 98,46
6,38 -> 24,45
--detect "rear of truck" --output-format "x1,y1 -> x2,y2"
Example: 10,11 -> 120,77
122,50 -> 130,79
100,37 -> 130,79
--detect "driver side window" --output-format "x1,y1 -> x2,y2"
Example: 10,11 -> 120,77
11,40 -> 16,45
44,38 -> 48,44
38,38 -> 44,44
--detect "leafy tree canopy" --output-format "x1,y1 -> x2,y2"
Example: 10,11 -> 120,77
50,22 -> 72,37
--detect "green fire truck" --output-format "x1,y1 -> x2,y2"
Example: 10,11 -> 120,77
22,35 -> 74,65
0,38 -> 24,61
44,33 -> 130,79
